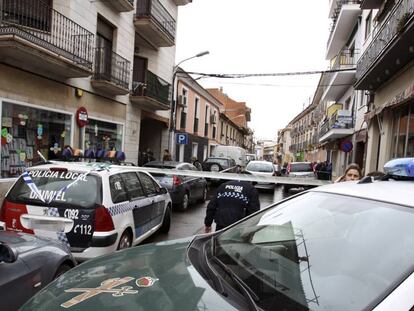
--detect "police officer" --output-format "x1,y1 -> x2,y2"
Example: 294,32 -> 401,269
204,179 -> 260,233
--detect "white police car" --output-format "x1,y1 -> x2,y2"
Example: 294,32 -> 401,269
0,161 -> 172,261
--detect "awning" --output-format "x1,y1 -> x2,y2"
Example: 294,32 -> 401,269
364,83 -> 414,121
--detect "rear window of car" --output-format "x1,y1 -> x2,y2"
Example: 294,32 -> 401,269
205,158 -> 229,167
246,162 -> 274,172
7,169 -> 102,209
290,163 -> 313,172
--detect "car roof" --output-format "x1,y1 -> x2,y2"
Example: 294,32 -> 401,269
310,179 -> 414,208
25,161 -> 146,175
247,160 -> 273,165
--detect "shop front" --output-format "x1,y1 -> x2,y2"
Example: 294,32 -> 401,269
82,118 -> 124,156
1,100 -> 73,178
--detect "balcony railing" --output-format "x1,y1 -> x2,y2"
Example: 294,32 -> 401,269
319,112 -> 354,138
327,0 -> 361,48
356,0 -> 414,80
93,47 -> 130,89
132,70 -> 170,105
331,48 -> 358,69
136,0 -> 176,42
0,0 -> 94,69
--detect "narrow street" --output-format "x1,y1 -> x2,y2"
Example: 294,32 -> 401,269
143,185 -> 294,244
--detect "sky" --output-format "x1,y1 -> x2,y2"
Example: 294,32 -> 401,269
175,0 -> 330,141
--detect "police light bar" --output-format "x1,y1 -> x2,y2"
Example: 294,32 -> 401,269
383,158 -> 414,178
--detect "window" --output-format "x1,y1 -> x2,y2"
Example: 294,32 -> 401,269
180,88 -> 188,129
138,172 -> 157,196
84,119 -> 123,153
393,103 -> 414,158
365,11 -> 372,40
194,97 -> 200,133
121,172 -> 144,199
192,143 -> 198,158
110,174 -> 128,203
204,105 -> 209,137
1,101 -> 72,177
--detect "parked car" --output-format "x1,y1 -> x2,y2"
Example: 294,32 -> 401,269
246,153 -> 257,163
201,156 -> 238,173
0,230 -> 76,311
245,160 -> 277,190
284,161 -> 316,192
0,161 -> 172,261
143,161 -> 208,211
20,158 -> 414,311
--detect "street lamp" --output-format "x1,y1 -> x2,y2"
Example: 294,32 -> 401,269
169,51 -> 209,159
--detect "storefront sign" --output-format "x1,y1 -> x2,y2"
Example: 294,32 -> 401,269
340,140 -> 353,153
76,107 -> 89,128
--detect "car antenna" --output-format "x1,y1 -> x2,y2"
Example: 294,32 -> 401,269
37,150 -> 51,164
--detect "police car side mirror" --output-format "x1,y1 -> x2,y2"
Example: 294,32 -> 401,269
160,187 -> 168,194
0,244 -> 18,263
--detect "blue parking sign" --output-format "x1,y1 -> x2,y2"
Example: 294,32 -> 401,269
176,133 -> 188,145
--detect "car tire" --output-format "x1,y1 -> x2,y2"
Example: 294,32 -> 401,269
54,264 -> 71,280
117,230 -> 132,250
199,186 -> 207,203
160,206 -> 171,233
180,193 -> 189,211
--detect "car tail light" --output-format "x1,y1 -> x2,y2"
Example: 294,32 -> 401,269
94,206 -> 115,232
173,175 -> 182,186
1,200 -> 32,233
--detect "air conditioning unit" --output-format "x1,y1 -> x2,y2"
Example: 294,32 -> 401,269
210,114 -> 217,124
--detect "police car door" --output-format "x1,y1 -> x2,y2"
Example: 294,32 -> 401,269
138,172 -> 165,231
118,172 -> 149,240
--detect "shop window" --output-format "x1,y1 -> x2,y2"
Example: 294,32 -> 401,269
84,119 -> 123,154
1,102 -> 72,178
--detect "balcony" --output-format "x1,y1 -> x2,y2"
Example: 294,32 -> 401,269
360,0 -> 382,9
134,0 -> 176,48
319,110 -> 354,142
355,0 -> 414,91
91,48 -> 131,95
322,49 -> 357,101
130,70 -> 170,110
0,0 -> 94,78
108,0 -> 135,12
326,1 -> 361,59
173,0 -> 192,5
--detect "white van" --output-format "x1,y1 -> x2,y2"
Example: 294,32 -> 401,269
212,146 -> 247,169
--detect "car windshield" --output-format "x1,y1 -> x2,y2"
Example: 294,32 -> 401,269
290,163 -> 313,172
212,191 -> 414,310
246,162 -> 273,173
205,158 -> 229,167
7,170 -> 102,209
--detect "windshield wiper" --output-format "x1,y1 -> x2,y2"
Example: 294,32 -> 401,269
210,237 -> 260,311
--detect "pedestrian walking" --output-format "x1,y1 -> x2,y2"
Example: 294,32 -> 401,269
204,179 -> 260,233
162,149 -> 172,161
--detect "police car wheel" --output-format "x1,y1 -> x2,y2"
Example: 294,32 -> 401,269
118,231 -> 132,250
180,193 -> 189,211
160,206 -> 171,233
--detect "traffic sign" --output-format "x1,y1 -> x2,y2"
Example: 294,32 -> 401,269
340,140 -> 353,153
176,133 -> 188,145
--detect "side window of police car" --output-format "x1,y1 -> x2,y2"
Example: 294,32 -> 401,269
121,172 -> 145,200
109,174 -> 129,204
138,172 -> 159,196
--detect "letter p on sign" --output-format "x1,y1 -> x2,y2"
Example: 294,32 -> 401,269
176,133 -> 188,145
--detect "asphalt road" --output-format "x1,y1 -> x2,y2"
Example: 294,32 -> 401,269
143,184 -> 298,245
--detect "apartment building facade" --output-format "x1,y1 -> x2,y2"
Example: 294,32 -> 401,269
173,70 -> 222,162
207,88 -> 252,150
355,0 -> 414,173
0,0 -> 190,177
